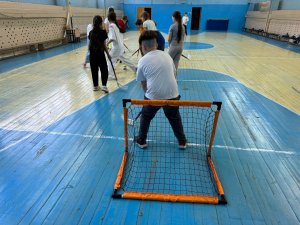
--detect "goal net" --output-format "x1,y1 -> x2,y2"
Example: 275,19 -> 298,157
112,99 -> 226,204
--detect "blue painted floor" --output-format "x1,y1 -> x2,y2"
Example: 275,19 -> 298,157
0,69 -> 299,225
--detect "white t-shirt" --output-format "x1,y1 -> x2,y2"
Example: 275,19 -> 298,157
136,50 -> 178,100
104,17 -> 109,26
86,24 -> 93,40
108,23 -> 124,51
182,15 -> 189,25
143,20 -> 157,31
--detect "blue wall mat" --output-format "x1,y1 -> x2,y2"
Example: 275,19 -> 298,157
124,4 -> 248,32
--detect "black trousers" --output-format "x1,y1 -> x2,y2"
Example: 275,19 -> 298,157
90,51 -> 108,87
138,96 -> 186,143
183,24 -> 187,36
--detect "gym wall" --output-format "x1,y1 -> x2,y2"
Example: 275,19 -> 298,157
0,1 -> 123,59
123,0 -> 248,32
245,0 -> 300,36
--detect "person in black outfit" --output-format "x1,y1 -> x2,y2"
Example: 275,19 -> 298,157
89,15 -> 111,93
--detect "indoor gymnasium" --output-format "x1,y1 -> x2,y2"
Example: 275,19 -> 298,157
0,0 -> 299,224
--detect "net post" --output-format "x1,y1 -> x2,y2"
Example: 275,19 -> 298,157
112,190 -> 122,198
123,99 -> 131,108
207,103 -> 222,157
218,194 -> 227,204
207,156 -> 225,199
123,99 -> 131,152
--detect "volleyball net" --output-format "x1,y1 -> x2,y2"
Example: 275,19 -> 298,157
112,99 -> 227,204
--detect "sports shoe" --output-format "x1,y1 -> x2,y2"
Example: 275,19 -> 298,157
93,86 -> 100,91
179,140 -> 187,149
108,75 -> 116,80
101,86 -> 109,93
134,136 -> 147,149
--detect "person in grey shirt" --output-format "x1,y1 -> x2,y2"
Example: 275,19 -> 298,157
168,11 -> 185,70
135,31 -> 187,149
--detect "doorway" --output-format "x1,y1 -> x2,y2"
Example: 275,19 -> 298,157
191,7 -> 202,30
137,7 -> 152,20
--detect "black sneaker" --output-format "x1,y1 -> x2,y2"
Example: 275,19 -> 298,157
179,140 -> 187,149
134,136 -> 147,149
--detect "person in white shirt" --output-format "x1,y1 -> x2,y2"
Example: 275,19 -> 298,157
106,12 -> 136,79
182,12 -> 189,36
104,7 -> 114,32
141,11 -> 165,51
141,11 -> 157,31
83,23 -> 93,68
135,30 -> 187,149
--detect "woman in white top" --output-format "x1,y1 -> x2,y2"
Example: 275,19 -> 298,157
104,7 -> 114,32
106,12 -> 136,79
182,12 -> 189,36
141,11 -> 157,31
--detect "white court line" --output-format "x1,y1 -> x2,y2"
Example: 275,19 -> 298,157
0,133 -> 33,153
0,128 -> 298,156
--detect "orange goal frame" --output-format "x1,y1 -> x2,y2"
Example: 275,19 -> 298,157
112,99 -> 227,204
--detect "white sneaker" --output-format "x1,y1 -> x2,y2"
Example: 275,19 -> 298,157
101,86 -> 109,93
93,86 -> 100,91
108,75 -> 116,80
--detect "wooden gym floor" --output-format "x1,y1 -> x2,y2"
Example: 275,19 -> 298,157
0,31 -> 299,225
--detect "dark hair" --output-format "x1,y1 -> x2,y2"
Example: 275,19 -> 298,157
108,12 -> 121,31
135,19 -> 143,26
142,11 -> 150,21
108,7 -> 114,13
138,30 -> 158,45
123,15 -> 128,21
89,15 -> 105,52
93,15 -> 102,29
172,11 -> 183,43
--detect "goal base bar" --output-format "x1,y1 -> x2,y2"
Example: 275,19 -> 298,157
112,191 -> 227,204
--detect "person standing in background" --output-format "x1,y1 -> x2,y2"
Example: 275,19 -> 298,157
168,11 -> 185,70
106,12 -> 136,79
141,11 -> 157,31
182,12 -> 189,36
89,15 -> 110,93
118,16 -> 128,33
141,11 -> 165,51
83,23 -> 93,68
104,7 -> 114,32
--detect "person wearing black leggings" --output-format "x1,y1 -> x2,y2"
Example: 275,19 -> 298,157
89,15 -> 111,93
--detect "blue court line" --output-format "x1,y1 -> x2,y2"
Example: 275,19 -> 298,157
243,32 -> 300,54
0,40 -> 87,74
